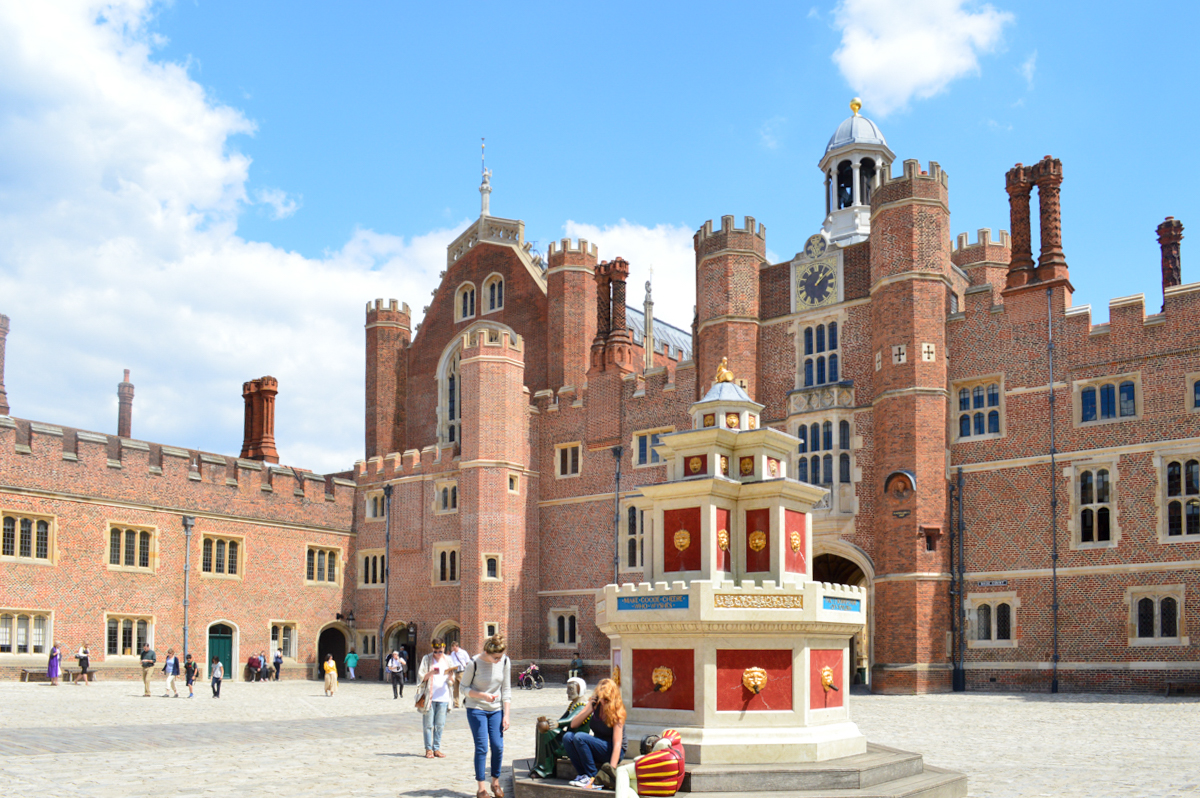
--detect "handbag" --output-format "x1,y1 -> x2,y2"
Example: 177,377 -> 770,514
414,682 -> 428,711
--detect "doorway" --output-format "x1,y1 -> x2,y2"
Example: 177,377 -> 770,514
318,627 -> 348,679
208,624 -> 233,680
813,553 -> 869,685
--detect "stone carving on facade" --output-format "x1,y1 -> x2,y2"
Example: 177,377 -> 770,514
714,594 -> 802,609
742,666 -> 768,694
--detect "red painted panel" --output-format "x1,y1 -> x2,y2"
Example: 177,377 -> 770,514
785,509 -> 806,575
715,507 -> 732,572
809,649 -> 844,710
715,648 -> 793,711
663,507 -> 702,572
684,454 -> 708,478
745,508 -> 771,572
632,648 -> 695,711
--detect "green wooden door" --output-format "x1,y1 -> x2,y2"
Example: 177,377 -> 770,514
208,624 -> 233,679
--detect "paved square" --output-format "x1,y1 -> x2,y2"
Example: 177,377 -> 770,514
0,679 -> 1196,797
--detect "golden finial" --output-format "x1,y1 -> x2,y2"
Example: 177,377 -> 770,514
715,357 -> 735,383
850,97 -> 862,116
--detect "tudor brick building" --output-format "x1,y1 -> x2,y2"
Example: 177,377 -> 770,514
2,102 -> 1197,692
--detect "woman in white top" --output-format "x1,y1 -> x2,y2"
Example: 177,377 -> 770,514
461,634 -> 512,798
418,637 -> 453,758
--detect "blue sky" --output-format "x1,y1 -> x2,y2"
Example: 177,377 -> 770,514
1,1 -> 1197,472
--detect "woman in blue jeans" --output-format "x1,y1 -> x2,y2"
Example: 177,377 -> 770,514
462,634 -> 512,798
562,678 -> 626,790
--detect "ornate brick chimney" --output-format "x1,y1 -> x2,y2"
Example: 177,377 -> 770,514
605,256 -> 634,372
1031,156 -> 1068,283
1158,216 -> 1184,292
240,376 -> 280,463
591,261 -> 613,372
0,314 -> 9,416
117,369 -> 134,438
1004,163 -> 1035,289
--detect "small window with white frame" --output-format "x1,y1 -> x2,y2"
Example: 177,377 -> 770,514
358,548 -> 386,588
556,443 -> 581,478
201,534 -> 244,579
0,609 -> 52,655
1126,585 -> 1187,646
953,376 -> 1004,441
633,428 -> 672,467
482,554 -> 501,581
967,593 -> 1018,648
456,282 -> 477,322
483,273 -> 505,313
622,505 -> 647,572
104,613 -> 153,657
1069,462 -> 1119,549
107,524 -> 157,572
305,545 -> 340,585
1074,372 -> 1141,426
366,491 -> 385,521
508,473 -> 519,493
549,608 -> 579,648
433,542 -> 460,585
484,622 -> 499,638
436,481 -> 458,514
1,511 -> 55,564
270,622 -> 298,659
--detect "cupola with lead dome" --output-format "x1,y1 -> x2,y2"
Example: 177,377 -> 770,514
818,98 -> 894,246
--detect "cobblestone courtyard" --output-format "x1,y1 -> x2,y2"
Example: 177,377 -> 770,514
0,679 -> 1195,797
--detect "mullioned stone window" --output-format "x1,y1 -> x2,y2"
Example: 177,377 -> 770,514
1125,585 -> 1187,647
1,511 -> 55,564
305,545 -> 339,585
0,609 -> 51,655
952,376 -> 1004,442
967,592 -> 1018,649
1072,372 -> 1141,427
108,525 -> 156,572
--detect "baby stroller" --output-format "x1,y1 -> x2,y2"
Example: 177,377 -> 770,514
517,662 -> 545,689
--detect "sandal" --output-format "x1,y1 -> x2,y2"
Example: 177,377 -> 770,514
434,750 -> 446,758
425,750 -> 434,759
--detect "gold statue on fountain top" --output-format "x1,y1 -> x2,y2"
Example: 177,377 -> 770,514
715,357 -> 735,383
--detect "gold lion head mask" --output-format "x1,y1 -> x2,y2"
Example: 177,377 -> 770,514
651,666 -> 674,692
742,667 -> 768,695
820,665 -> 839,693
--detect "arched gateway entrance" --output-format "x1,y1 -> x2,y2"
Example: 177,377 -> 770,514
813,547 -> 873,685
317,626 -> 349,679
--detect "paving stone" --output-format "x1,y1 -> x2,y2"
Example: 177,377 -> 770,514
0,681 -> 1196,797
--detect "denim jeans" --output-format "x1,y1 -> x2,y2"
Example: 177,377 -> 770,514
423,701 -> 449,751
466,708 -> 504,781
562,732 -> 623,779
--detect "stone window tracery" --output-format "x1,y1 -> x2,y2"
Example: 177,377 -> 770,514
954,378 -> 1002,441
433,542 -> 460,585
456,283 -> 476,321
1126,585 -> 1186,646
202,535 -> 242,578
549,607 -> 579,648
108,525 -> 156,572
483,274 -> 504,313
305,545 -> 339,585
802,322 -> 839,388
1,511 -> 54,564
967,593 -> 1018,648
1076,373 -> 1140,425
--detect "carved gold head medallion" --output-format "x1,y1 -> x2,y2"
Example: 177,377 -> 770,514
742,666 -> 768,695
651,666 -> 674,692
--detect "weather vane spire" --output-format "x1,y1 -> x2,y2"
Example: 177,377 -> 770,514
480,137 -> 492,217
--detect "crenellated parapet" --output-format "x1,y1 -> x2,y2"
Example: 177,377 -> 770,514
0,416 -> 354,529
353,441 -> 459,484
546,238 -> 598,271
693,215 -> 767,258
873,159 -> 949,207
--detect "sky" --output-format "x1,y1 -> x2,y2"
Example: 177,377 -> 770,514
1,1 -> 1197,473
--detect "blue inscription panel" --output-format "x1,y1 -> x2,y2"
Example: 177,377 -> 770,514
822,596 -> 861,612
618,594 -> 689,611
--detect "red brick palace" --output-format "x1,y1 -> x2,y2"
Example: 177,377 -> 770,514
2,103 -> 1197,692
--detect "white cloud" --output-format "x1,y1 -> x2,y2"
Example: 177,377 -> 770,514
255,187 -> 301,220
1020,50 -> 1037,89
0,1 -> 463,473
831,0 -> 1014,116
759,116 -> 786,150
562,219 -> 697,332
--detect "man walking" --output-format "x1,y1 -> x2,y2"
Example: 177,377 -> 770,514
139,643 -> 157,697
162,649 -> 181,697
386,649 -> 407,699
449,640 -> 472,708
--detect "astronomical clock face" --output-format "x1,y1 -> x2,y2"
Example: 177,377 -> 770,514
796,261 -> 837,308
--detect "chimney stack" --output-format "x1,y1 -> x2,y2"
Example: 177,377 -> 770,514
0,314 -> 9,416
1031,156 -> 1068,283
1157,216 -> 1184,293
591,261 -> 613,372
240,376 -> 280,463
605,257 -> 634,372
1004,163 -> 1035,289
117,369 -> 134,438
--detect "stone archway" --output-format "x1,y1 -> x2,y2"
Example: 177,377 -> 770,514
812,542 -> 874,686
317,624 -> 349,679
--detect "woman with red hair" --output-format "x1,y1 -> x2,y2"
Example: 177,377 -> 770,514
563,678 -> 626,789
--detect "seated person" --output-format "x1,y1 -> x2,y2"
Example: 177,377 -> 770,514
615,729 -> 685,797
562,679 -> 626,790
569,654 -> 585,681
530,677 -> 590,778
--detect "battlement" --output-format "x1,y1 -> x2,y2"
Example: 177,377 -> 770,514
0,416 -> 354,529
953,228 -> 1011,252
694,215 -> 767,246
365,298 -> 411,317
880,158 -> 949,187
460,327 -> 523,356
354,442 -> 460,483
547,238 -> 598,261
